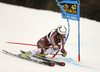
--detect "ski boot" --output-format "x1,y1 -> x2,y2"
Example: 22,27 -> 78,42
20,51 -> 31,58
37,53 -> 45,58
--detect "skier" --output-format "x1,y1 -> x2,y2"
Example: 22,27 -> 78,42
21,25 -> 67,58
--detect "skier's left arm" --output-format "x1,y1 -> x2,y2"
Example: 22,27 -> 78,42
61,38 -> 67,57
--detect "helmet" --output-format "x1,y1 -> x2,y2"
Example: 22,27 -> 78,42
57,25 -> 67,35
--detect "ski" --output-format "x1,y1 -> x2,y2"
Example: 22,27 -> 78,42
2,50 -> 55,67
20,50 -> 65,66
33,55 -> 65,66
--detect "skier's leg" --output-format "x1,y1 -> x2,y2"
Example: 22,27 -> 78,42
44,47 -> 56,55
30,36 -> 51,56
30,48 -> 45,56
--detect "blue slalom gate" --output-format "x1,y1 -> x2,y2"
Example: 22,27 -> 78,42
55,0 -> 80,61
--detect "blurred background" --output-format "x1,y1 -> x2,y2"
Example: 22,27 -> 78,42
0,0 -> 100,22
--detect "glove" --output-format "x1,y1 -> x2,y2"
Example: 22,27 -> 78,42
62,51 -> 67,57
53,44 -> 59,50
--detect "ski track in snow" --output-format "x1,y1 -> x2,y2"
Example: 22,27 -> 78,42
62,57 -> 98,70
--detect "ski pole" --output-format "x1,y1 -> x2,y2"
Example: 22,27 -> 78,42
45,54 -> 62,56
51,50 -> 60,59
6,42 -> 37,46
6,42 -> 53,49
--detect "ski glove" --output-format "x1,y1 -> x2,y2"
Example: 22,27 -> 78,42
53,44 -> 59,50
62,51 -> 67,57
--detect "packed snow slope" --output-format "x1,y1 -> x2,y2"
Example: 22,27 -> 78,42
0,3 -> 100,72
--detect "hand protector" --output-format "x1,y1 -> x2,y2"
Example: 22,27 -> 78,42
53,44 -> 59,50
62,51 -> 67,57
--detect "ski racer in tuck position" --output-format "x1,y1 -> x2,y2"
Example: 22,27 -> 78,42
21,25 -> 67,58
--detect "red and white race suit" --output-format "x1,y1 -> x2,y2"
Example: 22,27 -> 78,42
30,29 -> 66,55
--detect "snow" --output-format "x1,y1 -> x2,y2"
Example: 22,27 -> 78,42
0,3 -> 100,72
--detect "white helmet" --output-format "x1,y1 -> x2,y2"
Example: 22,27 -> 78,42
57,25 -> 67,35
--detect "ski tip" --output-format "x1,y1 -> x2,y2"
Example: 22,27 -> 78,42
43,62 -> 55,67
50,63 -> 55,66
56,62 -> 65,66
2,49 -> 4,51
61,62 -> 65,66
